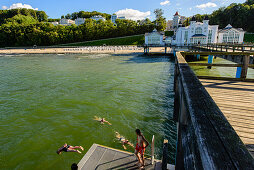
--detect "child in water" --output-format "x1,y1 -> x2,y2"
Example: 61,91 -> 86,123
57,143 -> 84,154
94,116 -> 112,125
115,132 -> 134,150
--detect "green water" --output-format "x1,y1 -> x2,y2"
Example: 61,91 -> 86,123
189,56 -> 254,78
0,54 -> 176,170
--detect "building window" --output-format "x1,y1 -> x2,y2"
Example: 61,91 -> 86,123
208,30 -> 212,43
184,31 -> 188,43
195,27 -> 202,34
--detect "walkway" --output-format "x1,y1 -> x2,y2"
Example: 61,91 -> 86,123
200,79 -> 254,157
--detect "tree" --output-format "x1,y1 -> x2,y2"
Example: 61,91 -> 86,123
154,9 -> 166,31
154,9 -> 163,19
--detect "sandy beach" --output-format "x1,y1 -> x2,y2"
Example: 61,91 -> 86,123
0,47 -> 170,55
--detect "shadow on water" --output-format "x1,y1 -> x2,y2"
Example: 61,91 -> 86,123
141,60 -> 177,164
120,54 -> 175,64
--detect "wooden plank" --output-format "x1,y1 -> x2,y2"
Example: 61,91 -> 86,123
200,79 -> 254,158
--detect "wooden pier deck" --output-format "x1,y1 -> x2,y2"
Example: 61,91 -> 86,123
77,144 -> 162,170
200,79 -> 254,157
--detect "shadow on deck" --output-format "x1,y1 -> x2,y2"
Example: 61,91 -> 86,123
78,144 -> 162,170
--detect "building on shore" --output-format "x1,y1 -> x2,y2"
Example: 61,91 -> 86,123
172,16 -> 219,45
75,18 -> 86,26
217,24 -> 245,44
171,15 -> 245,45
145,29 -> 165,46
49,22 -> 59,26
172,12 -> 187,31
111,15 -> 126,24
91,15 -> 106,21
59,18 -> 75,26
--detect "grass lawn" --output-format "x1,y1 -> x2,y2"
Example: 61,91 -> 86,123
60,35 -> 145,46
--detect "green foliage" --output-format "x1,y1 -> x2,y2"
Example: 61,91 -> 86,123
61,35 -> 144,46
64,11 -> 111,20
0,9 -> 156,47
244,33 -> 254,43
4,15 -> 38,25
165,31 -> 174,36
0,18 -> 154,47
154,9 -> 166,31
48,18 -> 60,22
0,9 -> 48,24
185,0 -> 254,32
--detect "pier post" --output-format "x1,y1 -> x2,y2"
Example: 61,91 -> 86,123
162,139 -> 168,170
165,47 -> 167,54
240,55 -> 250,79
197,54 -> 200,60
174,51 -> 176,57
207,55 -> 213,69
236,67 -> 242,78
144,47 -> 146,54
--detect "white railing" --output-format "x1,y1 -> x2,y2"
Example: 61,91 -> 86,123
151,135 -> 155,165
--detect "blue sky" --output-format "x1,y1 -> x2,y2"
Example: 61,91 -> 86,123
1,0 -> 246,20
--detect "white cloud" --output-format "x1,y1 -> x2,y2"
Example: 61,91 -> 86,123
2,6 -> 8,10
196,2 -> 217,9
160,0 -> 170,6
176,3 -> 181,6
3,3 -> 38,10
115,9 -> 151,21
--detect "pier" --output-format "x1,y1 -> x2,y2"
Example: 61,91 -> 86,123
174,51 -> 254,169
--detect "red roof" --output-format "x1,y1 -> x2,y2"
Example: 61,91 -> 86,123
174,11 -> 179,16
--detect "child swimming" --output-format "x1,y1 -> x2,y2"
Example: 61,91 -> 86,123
57,143 -> 84,154
94,116 -> 112,125
115,132 -> 134,150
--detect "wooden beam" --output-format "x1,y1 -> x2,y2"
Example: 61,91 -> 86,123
188,63 -> 243,67
183,52 -> 254,56
197,76 -> 254,82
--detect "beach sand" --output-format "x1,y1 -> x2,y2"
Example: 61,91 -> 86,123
0,47 -> 170,55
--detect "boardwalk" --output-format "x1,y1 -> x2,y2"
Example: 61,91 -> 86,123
200,79 -> 254,157
78,144 -> 162,170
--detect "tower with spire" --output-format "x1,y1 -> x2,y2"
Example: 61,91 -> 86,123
173,11 -> 181,30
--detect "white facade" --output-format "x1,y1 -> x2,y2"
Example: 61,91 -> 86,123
145,29 -> 164,45
217,24 -> 245,44
91,15 -> 106,21
49,22 -> 59,26
59,18 -> 75,26
75,18 -> 85,26
172,17 -> 219,45
111,15 -> 126,24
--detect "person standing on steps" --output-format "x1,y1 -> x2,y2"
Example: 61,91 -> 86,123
135,129 -> 149,169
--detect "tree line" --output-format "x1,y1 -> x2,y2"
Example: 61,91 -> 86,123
0,8 -> 166,47
183,0 -> 254,32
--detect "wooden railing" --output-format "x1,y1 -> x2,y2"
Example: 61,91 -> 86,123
174,52 -> 254,169
181,52 -> 254,81
193,43 -> 254,52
